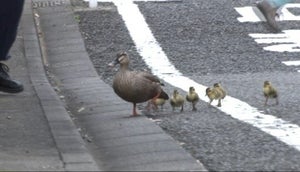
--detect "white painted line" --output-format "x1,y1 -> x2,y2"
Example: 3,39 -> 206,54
282,60 -> 300,66
89,0 -> 98,8
249,30 -> 300,52
235,6 -> 264,22
113,0 -> 300,151
282,61 -> 300,72
280,4 -> 300,21
235,4 -> 300,22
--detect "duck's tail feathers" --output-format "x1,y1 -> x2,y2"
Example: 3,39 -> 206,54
159,90 -> 169,100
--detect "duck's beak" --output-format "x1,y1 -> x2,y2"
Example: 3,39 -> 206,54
108,59 -> 119,67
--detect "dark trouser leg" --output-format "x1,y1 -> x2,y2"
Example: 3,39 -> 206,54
0,0 -> 25,61
0,1 -> 25,93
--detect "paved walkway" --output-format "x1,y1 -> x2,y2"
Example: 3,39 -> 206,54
0,0 -> 207,171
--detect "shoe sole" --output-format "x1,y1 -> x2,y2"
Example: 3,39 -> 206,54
0,86 -> 24,93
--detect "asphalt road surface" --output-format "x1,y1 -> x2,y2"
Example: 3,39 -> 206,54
73,0 -> 300,171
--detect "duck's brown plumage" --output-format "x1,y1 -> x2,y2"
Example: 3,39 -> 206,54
109,52 -> 167,116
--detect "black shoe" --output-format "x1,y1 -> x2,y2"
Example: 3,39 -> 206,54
256,0 -> 280,32
0,63 -> 24,93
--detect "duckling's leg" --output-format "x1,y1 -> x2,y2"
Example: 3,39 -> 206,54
146,101 -> 152,111
180,105 -> 184,112
160,105 -> 164,111
151,92 -> 161,110
152,101 -> 159,110
192,102 -> 197,111
275,97 -> 279,105
264,97 -> 269,106
217,99 -> 222,107
208,99 -> 213,106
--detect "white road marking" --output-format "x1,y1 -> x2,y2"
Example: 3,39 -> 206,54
280,4 -> 300,20
235,6 -> 265,22
111,0 -> 300,151
249,30 -> 300,52
282,60 -> 300,72
282,60 -> 300,66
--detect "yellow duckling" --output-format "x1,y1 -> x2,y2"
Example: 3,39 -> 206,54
170,89 -> 184,112
263,81 -> 278,106
152,90 -> 169,111
206,83 -> 226,107
213,83 -> 226,99
186,86 -> 199,111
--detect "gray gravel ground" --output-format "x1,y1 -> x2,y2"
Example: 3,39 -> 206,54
74,2 -> 149,86
136,0 -> 298,76
73,0 -> 300,171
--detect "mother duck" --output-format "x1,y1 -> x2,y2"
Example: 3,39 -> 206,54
109,52 -> 168,117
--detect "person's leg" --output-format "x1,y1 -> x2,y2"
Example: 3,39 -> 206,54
0,0 -> 25,93
256,0 -> 293,32
0,1 -> 25,61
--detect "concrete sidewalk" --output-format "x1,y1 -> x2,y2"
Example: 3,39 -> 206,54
0,0 -> 207,171
0,24 -> 65,171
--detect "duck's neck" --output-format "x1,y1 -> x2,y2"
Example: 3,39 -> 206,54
120,63 -> 129,70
